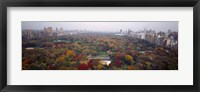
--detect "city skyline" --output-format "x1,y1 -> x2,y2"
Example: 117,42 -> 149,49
22,21 -> 178,70
22,21 -> 178,32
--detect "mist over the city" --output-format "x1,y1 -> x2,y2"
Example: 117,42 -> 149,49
22,21 -> 178,70
22,21 -> 178,32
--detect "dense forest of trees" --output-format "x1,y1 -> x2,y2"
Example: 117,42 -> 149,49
22,33 -> 178,70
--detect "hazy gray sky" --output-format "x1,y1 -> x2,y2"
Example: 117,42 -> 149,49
22,21 -> 178,32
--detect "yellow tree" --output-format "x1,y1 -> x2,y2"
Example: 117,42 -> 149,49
125,54 -> 134,62
66,50 -> 75,57
57,55 -> 65,62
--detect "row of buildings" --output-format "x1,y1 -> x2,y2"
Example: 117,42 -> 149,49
117,29 -> 178,48
22,27 -> 86,40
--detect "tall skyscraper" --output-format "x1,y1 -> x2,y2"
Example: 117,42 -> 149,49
44,27 -> 53,37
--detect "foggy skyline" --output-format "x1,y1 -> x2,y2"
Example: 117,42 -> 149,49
22,21 -> 178,32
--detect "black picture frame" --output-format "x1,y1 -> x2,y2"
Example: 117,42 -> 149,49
0,0 -> 199,92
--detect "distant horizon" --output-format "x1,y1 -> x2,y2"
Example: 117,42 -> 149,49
22,28 -> 178,33
22,21 -> 178,32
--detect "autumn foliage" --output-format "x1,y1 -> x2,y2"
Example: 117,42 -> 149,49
78,63 -> 89,70
22,32 -> 178,70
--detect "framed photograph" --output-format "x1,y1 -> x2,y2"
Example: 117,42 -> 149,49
0,0 -> 199,92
